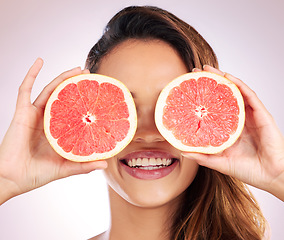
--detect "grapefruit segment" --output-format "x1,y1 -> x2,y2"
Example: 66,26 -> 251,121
155,71 -> 245,154
44,74 -> 137,162
77,80 -> 99,112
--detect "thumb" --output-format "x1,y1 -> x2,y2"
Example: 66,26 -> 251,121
58,160 -> 108,178
181,152 -> 229,175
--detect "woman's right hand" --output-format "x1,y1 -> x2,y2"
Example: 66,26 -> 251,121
0,58 -> 107,205
183,65 -> 284,201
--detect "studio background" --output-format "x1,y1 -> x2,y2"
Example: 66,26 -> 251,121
0,0 -> 283,239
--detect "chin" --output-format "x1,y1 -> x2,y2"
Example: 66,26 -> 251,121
103,148 -> 199,208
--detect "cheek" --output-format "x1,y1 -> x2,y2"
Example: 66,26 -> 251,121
178,158 -> 199,190
102,158 -> 121,191
102,158 -> 134,203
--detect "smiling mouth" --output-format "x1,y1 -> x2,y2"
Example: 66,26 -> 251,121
119,151 -> 179,180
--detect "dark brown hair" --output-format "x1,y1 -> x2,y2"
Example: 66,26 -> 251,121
86,6 -> 217,73
85,6 -> 266,240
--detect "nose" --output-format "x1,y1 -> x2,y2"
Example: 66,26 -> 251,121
133,104 -> 165,144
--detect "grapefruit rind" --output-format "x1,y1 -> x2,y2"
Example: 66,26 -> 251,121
44,73 -> 137,162
155,71 -> 245,154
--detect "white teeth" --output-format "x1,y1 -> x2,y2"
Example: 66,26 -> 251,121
142,158 -> 148,166
139,166 -> 163,170
126,158 -> 173,168
149,157 -> 156,165
156,158 -> 162,165
136,158 -> 142,166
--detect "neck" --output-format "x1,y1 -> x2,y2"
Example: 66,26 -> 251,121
106,186 -> 180,240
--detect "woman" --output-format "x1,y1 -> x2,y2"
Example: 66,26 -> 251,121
0,6 -> 283,240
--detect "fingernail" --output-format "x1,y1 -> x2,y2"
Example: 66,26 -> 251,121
192,68 -> 201,72
203,64 -> 210,69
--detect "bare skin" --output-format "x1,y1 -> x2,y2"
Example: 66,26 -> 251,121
91,40 -> 283,239
184,66 -> 284,201
0,39 -> 283,240
90,39 -> 199,240
0,61 -> 108,205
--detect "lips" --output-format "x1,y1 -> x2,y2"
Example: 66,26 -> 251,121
119,150 -> 179,180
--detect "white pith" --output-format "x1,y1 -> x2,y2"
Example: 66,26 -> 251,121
44,73 -> 137,162
155,71 -> 245,154
126,157 -> 173,168
82,112 -> 96,124
195,106 -> 208,118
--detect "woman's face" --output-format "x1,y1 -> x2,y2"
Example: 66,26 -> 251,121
97,39 -> 199,208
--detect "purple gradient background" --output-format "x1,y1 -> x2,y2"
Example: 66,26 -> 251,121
0,0 -> 283,239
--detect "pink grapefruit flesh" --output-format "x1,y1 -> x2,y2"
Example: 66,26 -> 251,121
44,74 -> 137,162
155,71 -> 245,154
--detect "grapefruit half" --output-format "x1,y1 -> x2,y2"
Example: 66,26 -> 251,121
44,74 -> 137,162
155,71 -> 245,154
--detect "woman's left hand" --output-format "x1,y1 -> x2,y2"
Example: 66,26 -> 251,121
182,65 -> 284,201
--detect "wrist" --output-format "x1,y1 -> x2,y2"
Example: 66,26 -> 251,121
267,172 -> 284,202
0,176 -> 20,205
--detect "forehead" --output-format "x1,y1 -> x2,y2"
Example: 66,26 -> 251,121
96,39 -> 188,92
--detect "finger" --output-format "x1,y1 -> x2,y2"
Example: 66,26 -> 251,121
224,72 -> 272,122
224,73 -> 257,104
203,65 -> 225,76
224,73 -> 281,147
16,58 -> 44,108
192,68 -> 202,72
82,68 -> 90,74
59,160 -> 108,178
33,66 -> 82,109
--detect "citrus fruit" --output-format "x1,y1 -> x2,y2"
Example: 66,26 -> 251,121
155,71 -> 245,154
44,74 -> 137,162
